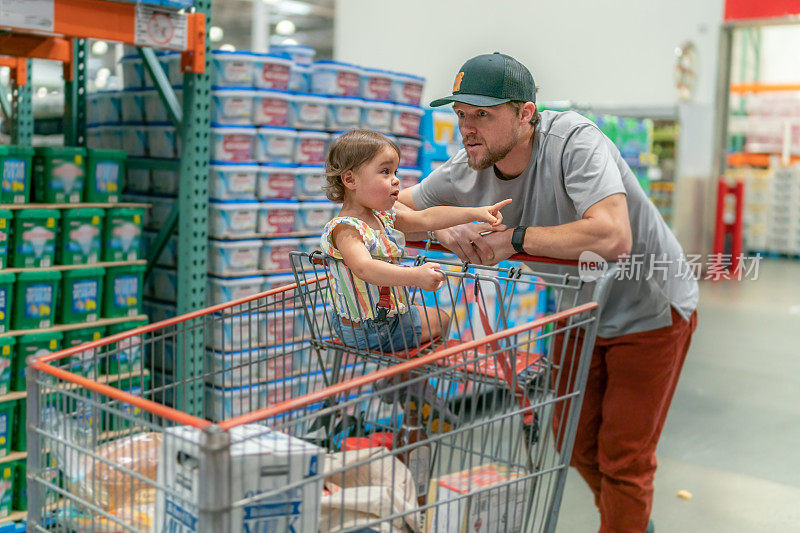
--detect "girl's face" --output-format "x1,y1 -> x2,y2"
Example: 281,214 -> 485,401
348,145 -> 400,211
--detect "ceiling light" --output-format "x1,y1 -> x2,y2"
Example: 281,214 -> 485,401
209,26 -> 224,42
36,87 -> 48,98
281,38 -> 298,46
95,76 -> 108,89
91,41 -> 109,56
274,1 -> 312,15
97,67 -> 111,79
275,20 -> 296,36
220,44 -> 236,52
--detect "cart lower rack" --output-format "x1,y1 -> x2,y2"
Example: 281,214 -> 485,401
25,246 -> 615,533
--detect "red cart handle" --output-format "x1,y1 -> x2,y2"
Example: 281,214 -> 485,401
406,241 -> 579,266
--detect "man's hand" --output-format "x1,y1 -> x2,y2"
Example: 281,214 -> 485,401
480,229 -> 516,265
435,222 -> 507,264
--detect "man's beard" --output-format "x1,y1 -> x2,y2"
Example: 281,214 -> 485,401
464,131 -> 519,170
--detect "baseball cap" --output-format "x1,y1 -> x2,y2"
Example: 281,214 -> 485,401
430,52 -> 536,107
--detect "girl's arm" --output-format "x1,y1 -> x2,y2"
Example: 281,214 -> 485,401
394,199 -> 512,234
334,224 -> 444,291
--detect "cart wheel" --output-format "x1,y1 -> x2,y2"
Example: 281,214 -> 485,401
523,413 -> 540,445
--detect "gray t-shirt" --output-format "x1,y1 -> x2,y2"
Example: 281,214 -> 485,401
412,110 -> 699,337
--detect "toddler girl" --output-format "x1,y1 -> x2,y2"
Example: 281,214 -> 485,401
321,129 -> 510,353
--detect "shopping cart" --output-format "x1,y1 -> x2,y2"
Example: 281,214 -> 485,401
24,245 -> 615,533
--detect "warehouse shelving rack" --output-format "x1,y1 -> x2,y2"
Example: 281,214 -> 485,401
0,0 -> 211,423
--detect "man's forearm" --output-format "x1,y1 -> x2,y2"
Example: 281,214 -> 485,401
519,219 -> 630,261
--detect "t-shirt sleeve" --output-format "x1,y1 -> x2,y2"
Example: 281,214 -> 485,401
561,125 -> 627,217
411,161 -> 457,209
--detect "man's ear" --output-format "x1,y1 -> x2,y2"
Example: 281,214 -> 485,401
519,101 -> 536,124
341,169 -> 357,190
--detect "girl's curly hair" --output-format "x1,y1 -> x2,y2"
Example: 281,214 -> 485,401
324,129 -> 401,202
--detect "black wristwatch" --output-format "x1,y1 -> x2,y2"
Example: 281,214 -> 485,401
511,226 -> 527,254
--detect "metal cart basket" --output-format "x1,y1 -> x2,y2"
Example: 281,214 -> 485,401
25,245 -> 615,533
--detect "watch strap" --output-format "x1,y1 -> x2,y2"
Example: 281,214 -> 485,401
512,226 -> 527,254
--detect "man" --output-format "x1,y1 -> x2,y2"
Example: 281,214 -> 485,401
398,52 -> 699,533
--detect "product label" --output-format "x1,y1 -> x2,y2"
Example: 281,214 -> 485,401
297,139 -> 325,165
111,222 -> 141,258
397,112 -> 421,137
298,102 -> 326,126
228,248 -> 258,268
225,210 -> 257,231
256,98 -> 289,127
68,223 -> 101,259
261,209 -> 295,234
71,280 -> 99,318
297,171 -> 325,197
221,135 -> 253,160
2,158 -> 27,196
24,283 -> 52,319
263,136 -> 294,158
222,96 -> 251,120
51,160 -> 84,196
366,77 -> 392,100
95,161 -> 120,194
336,71 -> 360,96
113,275 -> 139,309
260,63 -> 291,90
0,288 -> 5,325
221,60 -> 251,83
262,244 -> 294,270
260,172 -> 295,199
302,207 -> 329,229
401,82 -> 423,105
364,108 -> 391,129
228,172 -> 256,193
332,104 -> 360,127
164,499 -> 199,532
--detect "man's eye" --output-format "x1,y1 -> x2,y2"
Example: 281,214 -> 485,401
479,111 -> 487,117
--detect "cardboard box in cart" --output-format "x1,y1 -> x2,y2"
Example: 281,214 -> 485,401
425,463 -> 530,533
155,424 -> 325,533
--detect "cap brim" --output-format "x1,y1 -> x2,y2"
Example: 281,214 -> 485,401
429,93 -> 511,108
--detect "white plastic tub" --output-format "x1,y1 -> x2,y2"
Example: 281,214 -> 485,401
121,125 -> 148,156
146,124 -> 179,158
143,230 -> 178,267
360,68 -> 393,101
391,104 -> 424,138
205,382 -> 266,419
207,310 -> 267,350
120,55 -> 144,88
311,61 -> 361,97
289,64 -> 311,92
299,236 -> 321,254
326,96 -> 362,131
396,136 -> 422,168
294,166 -> 327,199
297,201 -> 337,233
294,130 -> 329,165
210,125 -> 257,162
125,168 -> 151,193
152,167 -> 180,195
360,100 -> 393,133
207,239 -> 262,276
397,167 -> 423,190
89,91 -> 121,124
260,238 -> 301,271
143,87 -> 182,123
252,89 -> 292,127
257,163 -> 297,200
207,276 -> 266,307
269,44 -> 315,66
209,162 -> 259,200
210,50 -> 255,87
391,72 -> 425,106
253,53 -> 293,90
289,94 -> 328,130
211,88 -> 256,125
205,347 -> 267,387
120,89 -> 147,123
208,201 -> 260,238
255,127 -> 297,163
258,201 -> 300,234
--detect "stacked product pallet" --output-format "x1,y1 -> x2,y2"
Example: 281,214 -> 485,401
0,144 -> 146,518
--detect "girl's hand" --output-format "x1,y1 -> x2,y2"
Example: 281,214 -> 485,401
413,263 -> 445,292
473,198 -> 512,226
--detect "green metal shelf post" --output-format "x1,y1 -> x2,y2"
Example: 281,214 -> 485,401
10,59 -> 33,146
64,39 -> 88,146
175,0 -> 211,417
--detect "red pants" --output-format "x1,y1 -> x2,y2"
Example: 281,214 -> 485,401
552,307 -> 698,533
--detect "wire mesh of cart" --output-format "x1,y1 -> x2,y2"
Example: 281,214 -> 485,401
24,243 -> 615,533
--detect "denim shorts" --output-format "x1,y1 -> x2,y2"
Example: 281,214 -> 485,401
331,306 -> 422,353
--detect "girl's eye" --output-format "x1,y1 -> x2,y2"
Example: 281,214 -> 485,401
381,168 -> 390,174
